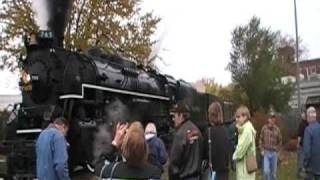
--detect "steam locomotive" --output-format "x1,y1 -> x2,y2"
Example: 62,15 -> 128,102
0,30 -> 234,179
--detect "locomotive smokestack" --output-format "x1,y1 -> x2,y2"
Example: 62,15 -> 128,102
32,0 -> 73,47
47,0 -> 73,47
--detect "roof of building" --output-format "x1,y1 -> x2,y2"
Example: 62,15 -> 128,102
292,57 -> 320,64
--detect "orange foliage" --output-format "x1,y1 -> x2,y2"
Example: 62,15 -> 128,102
251,112 -> 290,146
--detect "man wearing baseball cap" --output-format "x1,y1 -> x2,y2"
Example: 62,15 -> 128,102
259,112 -> 282,180
168,102 -> 203,180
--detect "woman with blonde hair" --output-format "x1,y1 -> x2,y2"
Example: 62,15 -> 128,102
232,105 -> 257,180
97,121 -> 161,179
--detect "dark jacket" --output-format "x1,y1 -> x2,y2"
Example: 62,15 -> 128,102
97,161 -> 161,179
303,121 -> 320,175
225,120 -> 238,154
146,134 -> 168,171
203,125 -> 230,173
169,120 -> 203,180
36,126 -> 70,180
297,120 -> 308,146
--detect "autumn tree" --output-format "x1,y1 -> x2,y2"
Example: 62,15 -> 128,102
202,78 -> 249,106
201,78 -> 221,96
227,16 -> 294,113
220,84 -> 249,106
0,0 -> 160,69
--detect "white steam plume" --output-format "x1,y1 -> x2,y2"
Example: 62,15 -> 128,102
32,0 -> 49,30
93,124 -> 113,164
92,99 -> 130,164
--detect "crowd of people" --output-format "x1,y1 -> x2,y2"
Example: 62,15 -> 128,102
35,102 -> 320,180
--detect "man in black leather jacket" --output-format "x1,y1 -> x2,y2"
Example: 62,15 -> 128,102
169,102 -> 203,180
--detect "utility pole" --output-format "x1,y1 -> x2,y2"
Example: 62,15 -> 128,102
294,0 -> 301,124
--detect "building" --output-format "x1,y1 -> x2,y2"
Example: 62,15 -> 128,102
297,58 -> 320,80
279,45 -> 320,79
281,57 -> 320,109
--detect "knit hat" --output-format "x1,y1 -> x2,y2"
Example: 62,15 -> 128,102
145,122 -> 157,134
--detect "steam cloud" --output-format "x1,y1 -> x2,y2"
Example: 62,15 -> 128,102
32,0 -> 73,46
92,124 -> 113,164
93,99 -> 130,164
32,0 -> 49,30
104,99 -> 130,124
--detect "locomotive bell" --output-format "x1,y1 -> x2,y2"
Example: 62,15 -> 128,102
29,33 -> 38,46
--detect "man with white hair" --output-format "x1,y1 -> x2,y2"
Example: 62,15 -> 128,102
145,122 -> 168,172
303,106 -> 320,180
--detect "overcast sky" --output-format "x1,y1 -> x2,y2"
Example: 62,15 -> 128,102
143,0 -> 320,85
1,0 -> 320,94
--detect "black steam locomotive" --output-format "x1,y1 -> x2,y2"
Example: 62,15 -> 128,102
0,30 -> 233,179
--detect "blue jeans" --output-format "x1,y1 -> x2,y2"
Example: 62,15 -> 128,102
263,150 -> 278,180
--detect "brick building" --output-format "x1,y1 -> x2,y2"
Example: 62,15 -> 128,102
296,58 -> 320,80
279,46 -> 320,80
279,46 -> 320,109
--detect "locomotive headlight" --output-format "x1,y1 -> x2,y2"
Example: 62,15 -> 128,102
21,70 -> 32,91
22,70 -> 31,84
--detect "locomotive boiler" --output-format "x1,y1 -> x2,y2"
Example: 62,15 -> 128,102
0,30 -> 224,179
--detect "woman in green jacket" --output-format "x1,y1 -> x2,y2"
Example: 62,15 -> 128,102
232,105 -> 256,180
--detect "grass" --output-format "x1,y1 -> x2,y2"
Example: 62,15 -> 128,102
229,151 -> 297,180
269,151 -> 297,180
